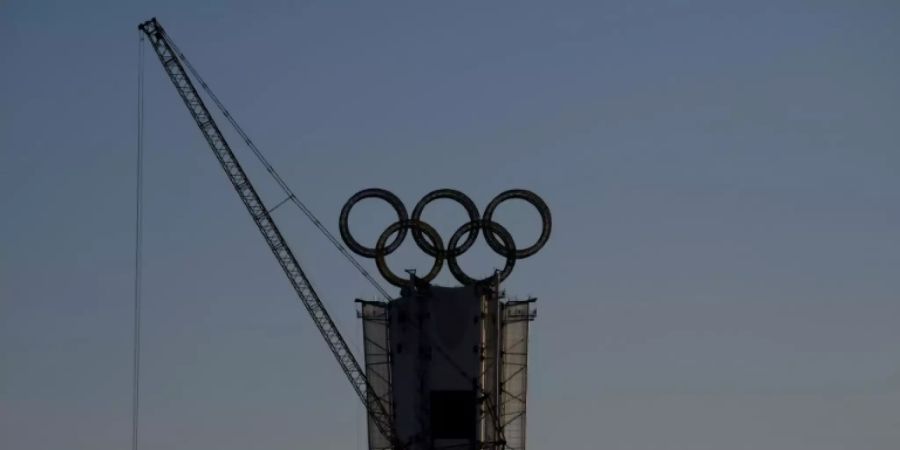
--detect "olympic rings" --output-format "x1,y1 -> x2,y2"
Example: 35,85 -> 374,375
339,188 -> 551,287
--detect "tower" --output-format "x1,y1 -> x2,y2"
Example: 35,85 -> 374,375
342,189 -> 549,450
359,283 -> 535,450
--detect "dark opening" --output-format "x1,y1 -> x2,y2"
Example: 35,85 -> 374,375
430,389 -> 476,440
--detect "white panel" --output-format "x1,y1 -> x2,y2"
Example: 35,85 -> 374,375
360,302 -> 393,450
500,301 -> 534,450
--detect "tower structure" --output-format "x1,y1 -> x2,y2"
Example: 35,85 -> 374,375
358,285 -> 535,450
341,189 -> 550,450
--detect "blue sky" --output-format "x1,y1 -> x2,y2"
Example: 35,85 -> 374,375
2,1 -> 899,449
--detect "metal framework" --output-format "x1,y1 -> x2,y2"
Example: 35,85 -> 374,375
138,18 -> 397,447
498,300 -> 536,450
357,301 -> 395,450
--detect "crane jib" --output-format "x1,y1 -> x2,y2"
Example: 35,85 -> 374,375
138,18 -> 400,448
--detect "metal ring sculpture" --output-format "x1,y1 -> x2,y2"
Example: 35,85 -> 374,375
339,188 -> 551,287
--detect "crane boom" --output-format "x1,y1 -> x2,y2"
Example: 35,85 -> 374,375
138,18 -> 397,446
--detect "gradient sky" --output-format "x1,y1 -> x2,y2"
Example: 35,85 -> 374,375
2,1 -> 899,449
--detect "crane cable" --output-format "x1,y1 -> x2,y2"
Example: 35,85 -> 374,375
132,29 -> 145,450
160,30 -> 392,301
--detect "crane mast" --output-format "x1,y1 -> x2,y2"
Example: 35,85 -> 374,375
138,18 -> 397,446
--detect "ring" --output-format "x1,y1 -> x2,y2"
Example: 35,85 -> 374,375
339,188 -> 407,258
411,189 -> 480,257
374,220 -> 444,287
446,220 -> 516,285
482,189 -> 551,259
340,188 -> 551,287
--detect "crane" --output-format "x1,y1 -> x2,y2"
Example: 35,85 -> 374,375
138,18 -> 398,447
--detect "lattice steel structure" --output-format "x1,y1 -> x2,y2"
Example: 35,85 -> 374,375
138,18 -> 397,445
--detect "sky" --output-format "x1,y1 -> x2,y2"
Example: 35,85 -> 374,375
2,1 -> 899,449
